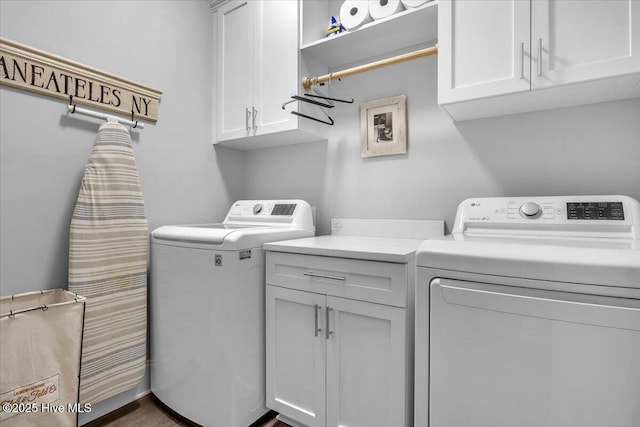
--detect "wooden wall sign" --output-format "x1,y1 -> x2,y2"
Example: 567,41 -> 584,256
0,37 -> 162,122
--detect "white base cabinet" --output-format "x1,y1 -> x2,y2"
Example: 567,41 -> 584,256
325,296 -> 406,427
265,248 -> 414,427
266,286 -> 326,427
439,0 -> 640,120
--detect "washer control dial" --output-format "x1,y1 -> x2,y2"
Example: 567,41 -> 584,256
253,203 -> 264,215
519,202 -> 542,219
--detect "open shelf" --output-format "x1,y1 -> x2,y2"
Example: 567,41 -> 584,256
301,1 -> 438,69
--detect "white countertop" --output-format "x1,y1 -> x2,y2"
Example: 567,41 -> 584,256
263,235 -> 426,263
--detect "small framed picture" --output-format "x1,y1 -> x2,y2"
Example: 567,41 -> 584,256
360,95 -> 407,158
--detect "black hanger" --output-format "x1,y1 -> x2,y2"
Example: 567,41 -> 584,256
304,80 -> 354,104
303,93 -> 354,104
281,95 -> 334,126
282,95 -> 334,109
290,110 -> 334,126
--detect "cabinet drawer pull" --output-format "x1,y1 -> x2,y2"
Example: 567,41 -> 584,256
537,38 -> 542,76
314,304 -> 322,337
245,107 -> 251,130
303,272 -> 346,281
326,306 -> 333,340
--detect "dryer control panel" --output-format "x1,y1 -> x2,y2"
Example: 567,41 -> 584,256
566,202 -> 625,221
454,195 -> 640,239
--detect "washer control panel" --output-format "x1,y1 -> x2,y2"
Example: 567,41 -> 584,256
223,200 -> 315,231
228,201 -> 298,218
454,195 -> 640,239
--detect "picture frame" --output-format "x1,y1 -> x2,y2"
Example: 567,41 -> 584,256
360,95 -> 407,158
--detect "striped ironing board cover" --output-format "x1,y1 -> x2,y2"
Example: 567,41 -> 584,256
68,121 -> 148,405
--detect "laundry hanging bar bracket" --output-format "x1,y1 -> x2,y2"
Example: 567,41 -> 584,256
304,81 -> 355,104
302,44 -> 438,90
67,96 -> 144,129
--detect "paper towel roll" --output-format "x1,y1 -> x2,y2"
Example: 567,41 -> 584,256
401,0 -> 432,8
369,0 -> 405,20
340,0 -> 372,30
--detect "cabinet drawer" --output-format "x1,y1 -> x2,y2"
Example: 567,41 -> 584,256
266,252 -> 408,307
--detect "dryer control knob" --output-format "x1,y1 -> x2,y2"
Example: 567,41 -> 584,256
253,203 -> 264,215
519,202 -> 542,219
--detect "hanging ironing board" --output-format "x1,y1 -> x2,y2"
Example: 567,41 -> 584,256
68,121 -> 148,405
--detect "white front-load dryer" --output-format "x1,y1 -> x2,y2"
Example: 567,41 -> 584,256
415,195 -> 640,427
150,200 -> 315,427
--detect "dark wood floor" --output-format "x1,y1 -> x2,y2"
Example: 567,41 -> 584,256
84,394 -> 289,427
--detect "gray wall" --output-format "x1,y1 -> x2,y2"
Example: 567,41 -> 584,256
245,55 -> 640,235
0,0 -> 243,422
0,0 -> 244,293
1,0 -> 639,422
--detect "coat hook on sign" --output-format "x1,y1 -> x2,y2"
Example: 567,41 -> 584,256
66,95 -> 144,129
130,109 -> 140,129
281,95 -> 335,126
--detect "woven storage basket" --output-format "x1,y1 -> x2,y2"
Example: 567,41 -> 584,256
0,289 -> 86,426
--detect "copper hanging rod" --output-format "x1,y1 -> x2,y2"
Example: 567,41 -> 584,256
302,44 -> 438,91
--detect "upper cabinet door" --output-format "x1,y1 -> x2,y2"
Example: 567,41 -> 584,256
253,0 -> 299,135
532,0 -> 640,88
217,0 -> 254,141
438,0 -> 531,104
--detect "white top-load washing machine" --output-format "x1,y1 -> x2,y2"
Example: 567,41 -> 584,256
150,200 -> 314,427
415,195 -> 640,427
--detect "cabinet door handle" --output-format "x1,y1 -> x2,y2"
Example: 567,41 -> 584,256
252,107 -> 258,130
245,107 -> 251,131
537,38 -> 542,76
314,304 -> 322,337
303,272 -> 346,281
325,306 -> 333,340
520,42 -> 525,80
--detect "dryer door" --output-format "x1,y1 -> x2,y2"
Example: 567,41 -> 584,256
429,278 -> 640,427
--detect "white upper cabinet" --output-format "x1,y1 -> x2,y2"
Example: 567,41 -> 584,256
214,0 -> 325,150
217,1 -> 254,141
531,0 -> 640,87
253,0 -> 299,135
438,0 -> 530,104
439,0 -> 640,120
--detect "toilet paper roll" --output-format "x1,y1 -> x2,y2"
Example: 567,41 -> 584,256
340,0 -> 373,30
369,0 -> 405,20
400,0 -> 432,8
